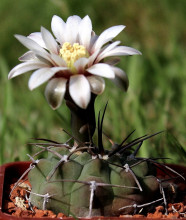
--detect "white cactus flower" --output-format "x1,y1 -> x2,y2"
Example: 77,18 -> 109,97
8,15 -> 141,109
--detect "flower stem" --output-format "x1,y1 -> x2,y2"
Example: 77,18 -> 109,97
65,94 -> 96,143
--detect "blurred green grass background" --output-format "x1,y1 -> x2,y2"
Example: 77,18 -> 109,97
0,0 -> 186,165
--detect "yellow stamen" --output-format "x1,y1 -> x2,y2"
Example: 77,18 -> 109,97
59,42 -> 89,72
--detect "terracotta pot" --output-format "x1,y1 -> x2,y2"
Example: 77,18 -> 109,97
0,161 -> 185,220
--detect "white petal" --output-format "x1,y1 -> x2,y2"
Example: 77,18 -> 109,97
88,49 -> 100,67
19,52 -> 51,67
87,76 -> 105,95
28,67 -> 67,90
51,15 -> 65,45
78,15 -> 92,49
51,53 -> 67,67
8,61 -> 48,79
19,51 -> 37,61
89,34 -> 98,51
45,77 -> 67,109
104,57 -> 120,65
74,57 -> 88,72
103,46 -> 142,58
111,66 -> 129,91
91,25 -> 125,52
41,27 -> 59,54
69,75 -> 91,109
96,41 -> 121,62
15,35 -> 53,62
28,32 -> 47,48
34,55 -> 52,66
87,63 -> 115,78
64,15 -> 81,43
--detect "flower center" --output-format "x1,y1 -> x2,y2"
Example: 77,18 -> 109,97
59,42 -> 89,72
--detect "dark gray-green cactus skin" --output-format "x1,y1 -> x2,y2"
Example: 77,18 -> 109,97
28,146 -> 159,217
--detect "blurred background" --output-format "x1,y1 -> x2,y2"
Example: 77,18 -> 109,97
0,0 -> 185,165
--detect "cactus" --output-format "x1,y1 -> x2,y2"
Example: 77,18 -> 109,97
8,14 -> 184,218
10,104 -> 184,218
28,150 -> 159,217
27,105 -> 165,217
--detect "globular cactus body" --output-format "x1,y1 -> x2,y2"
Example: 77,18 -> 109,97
28,146 -> 159,217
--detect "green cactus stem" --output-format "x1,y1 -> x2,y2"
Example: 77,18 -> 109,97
12,105 -> 184,218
